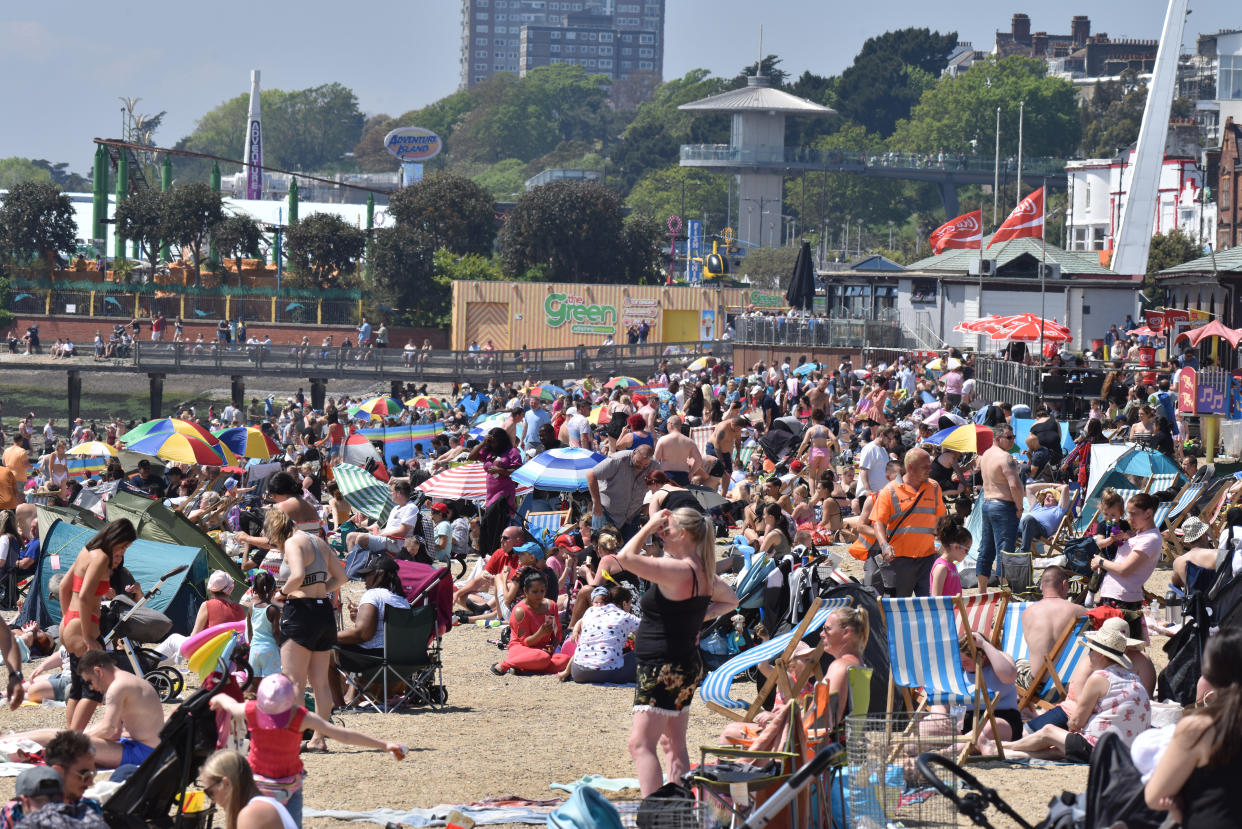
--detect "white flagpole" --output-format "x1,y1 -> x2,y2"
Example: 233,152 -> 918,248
1015,101 -> 1024,209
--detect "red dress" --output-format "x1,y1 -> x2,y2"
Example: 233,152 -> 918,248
499,599 -> 570,674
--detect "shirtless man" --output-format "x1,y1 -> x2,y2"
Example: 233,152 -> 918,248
20,649 -> 164,769
635,395 -> 658,433
707,418 -> 744,495
796,409 -> 838,482
654,415 -> 702,486
806,379 -> 830,416
1018,566 -> 1087,689
976,425 -> 1025,591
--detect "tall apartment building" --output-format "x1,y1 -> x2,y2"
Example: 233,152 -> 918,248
460,0 -> 664,92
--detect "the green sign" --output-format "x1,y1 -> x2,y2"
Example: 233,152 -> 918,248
545,292 -> 617,335
751,292 -> 785,308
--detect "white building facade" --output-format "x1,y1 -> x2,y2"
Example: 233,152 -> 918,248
1065,151 -> 1216,252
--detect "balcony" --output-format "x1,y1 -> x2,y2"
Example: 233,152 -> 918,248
680,145 -> 1069,181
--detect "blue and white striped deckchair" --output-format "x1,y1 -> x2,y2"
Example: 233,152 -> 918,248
1163,481 -> 1205,529
882,596 -> 1006,762
525,510 -> 568,548
1017,617 -> 1090,710
1000,601 -> 1031,664
700,598 -> 851,717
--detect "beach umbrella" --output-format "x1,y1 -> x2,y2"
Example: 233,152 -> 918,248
990,317 -> 1072,342
791,362 -> 819,376
954,316 -> 1010,335
512,447 -> 605,492
685,356 -> 713,373
604,376 -> 643,389
213,427 -> 280,460
924,357 -> 962,371
341,433 -> 384,471
125,432 -> 232,466
472,410 -> 508,427
66,441 -> 118,458
785,240 -> 816,311
523,384 -> 567,402
587,405 -> 612,426
121,417 -> 214,445
1125,326 -> 1161,338
348,396 -> 404,422
925,423 -> 994,454
686,484 -> 728,511
1174,320 -> 1242,348
416,463 -> 533,501
405,395 -> 448,412
333,462 -> 393,523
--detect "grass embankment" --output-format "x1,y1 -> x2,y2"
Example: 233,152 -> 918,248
1,386 -> 229,427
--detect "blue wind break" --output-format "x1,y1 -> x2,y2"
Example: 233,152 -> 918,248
1009,418 -> 1075,463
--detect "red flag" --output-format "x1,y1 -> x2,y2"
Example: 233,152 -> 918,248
929,209 -> 982,254
987,187 -> 1044,248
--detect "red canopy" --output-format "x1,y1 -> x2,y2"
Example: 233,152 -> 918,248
1174,320 -> 1242,348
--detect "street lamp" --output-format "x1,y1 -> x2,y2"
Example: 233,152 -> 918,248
888,221 -> 895,249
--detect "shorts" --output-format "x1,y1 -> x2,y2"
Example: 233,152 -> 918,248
67,652 -> 105,703
47,673 -> 69,701
118,737 -> 155,768
665,470 -> 690,486
634,654 -> 704,715
705,443 -> 734,475
248,645 -> 282,678
279,597 -> 338,652
364,534 -> 404,553
1064,731 -> 1094,764
1098,599 -> 1147,641
963,708 -> 1023,740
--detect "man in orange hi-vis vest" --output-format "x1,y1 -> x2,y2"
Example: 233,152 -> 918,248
871,448 -> 946,596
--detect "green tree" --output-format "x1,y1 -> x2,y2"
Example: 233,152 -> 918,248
890,56 -> 1081,158
472,159 -> 529,199
1146,229 -> 1201,293
1080,73 -> 1196,158
174,83 -> 364,181
0,158 -> 53,190
836,28 -> 959,137
625,166 -> 729,230
500,180 -> 652,283
114,189 -> 168,280
370,226 -> 438,324
29,160 -> 91,191
387,173 -> 496,255
163,182 -> 224,281
285,212 -> 367,289
0,181 -> 78,275
211,214 -> 264,285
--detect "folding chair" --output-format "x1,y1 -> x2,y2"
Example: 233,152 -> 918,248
1016,617 -> 1089,711
525,509 -> 569,547
334,604 -> 444,713
700,597 -> 852,720
690,425 -> 713,458
881,596 -> 1005,763
957,590 -> 1008,646
999,601 -> 1031,666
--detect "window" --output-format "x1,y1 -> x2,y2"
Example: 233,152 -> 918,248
478,12 -> 488,19
599,32 -> 612,42
599,45 -> 612,55
550,44 -> 560,52
639,47 -> 652,57
599,59 -> 612,67
475,37 -> 488,44
639,33 -> 654,43
566,31 -> 575,39
551,31 -> 560,38
478,24 -> 488,31
639,60 -> 653,69
476,49 -> 489,57
1220,55 -> 1242,99
622,47 -> 632,55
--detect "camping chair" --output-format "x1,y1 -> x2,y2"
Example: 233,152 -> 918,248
525,509 -> 569,547
1016,617 -> 1089,711
881,596 -> 1006,763
334,604 -> 444,713
700,598 -> 851,721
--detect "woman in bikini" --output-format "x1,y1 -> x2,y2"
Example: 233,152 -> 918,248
58,518 -> 137,730
40,439 -> 70,491
796,409 -> 838,482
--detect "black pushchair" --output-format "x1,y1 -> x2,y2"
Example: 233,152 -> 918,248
104,640 -> 252,828
100,565 -> 188,702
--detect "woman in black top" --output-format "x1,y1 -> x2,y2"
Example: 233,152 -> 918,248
1146,628 -> 1242,827
1151,416 -> 1176,459
928,448 -> 965,496
645,470 -> 702,515
616,507 -> 738,796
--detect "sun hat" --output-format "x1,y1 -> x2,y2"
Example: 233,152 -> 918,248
15,766 -> 62,798
1097,617 -> 1144,647
206,571 -> 233,593
1081,625 -> 1137,670
1177,516 -> 1210,544
1037,486 -> 1060,501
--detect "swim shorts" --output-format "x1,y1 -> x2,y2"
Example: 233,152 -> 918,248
118,737 -> 155,768
279,597 -> 337,652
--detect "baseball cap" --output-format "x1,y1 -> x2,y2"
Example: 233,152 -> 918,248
430,502 -> 449,514
206,570 -> 233,593
15,767 -> 62,798
515,541 -> 546,559
254,674 -> 298,728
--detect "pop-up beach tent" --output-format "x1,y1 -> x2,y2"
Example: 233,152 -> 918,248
105,490 -> 246,601
16,519 -> 204,634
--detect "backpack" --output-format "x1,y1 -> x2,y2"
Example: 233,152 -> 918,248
1062,536 -> 1101,577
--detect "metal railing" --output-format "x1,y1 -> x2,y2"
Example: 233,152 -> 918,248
972,356 -> 1044,412
731,316 -> 903,349
131,339 -> 731,384
680,145 -> 1068,177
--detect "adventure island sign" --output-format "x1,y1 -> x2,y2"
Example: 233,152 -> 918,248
545,292 -> 617,336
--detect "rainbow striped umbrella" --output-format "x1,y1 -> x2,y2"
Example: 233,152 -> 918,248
126,432 -> 233,466
213,427 -> 281,460
406,395 -> 448,411
604,376 -> 643,389
512,448 -> 605,492
587,405 -> 612,426
523,384 -> 567,402
348,396 -> 405,422
925,424 -> 994,454
121,418 -> 214,445
67,441 -> 118,458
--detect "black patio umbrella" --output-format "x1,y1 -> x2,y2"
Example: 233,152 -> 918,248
785,240 -> 816,311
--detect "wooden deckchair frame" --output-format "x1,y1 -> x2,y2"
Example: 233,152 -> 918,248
1016,616 -> 1085,711
881,596 -> 1007,764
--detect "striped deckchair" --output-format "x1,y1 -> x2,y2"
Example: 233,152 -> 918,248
525,509 -> 569,547
690,425 -> 713,458
700,598 -> 851,719
882,596 -> 1006,762
1016,617 -> 1090,710
958,590 -> 1009,645
999,601 -> 1031,664
1162,481 -> 1205,531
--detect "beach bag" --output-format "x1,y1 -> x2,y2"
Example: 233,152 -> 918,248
546,784 -> 623,829
1062,536 -> 1100,578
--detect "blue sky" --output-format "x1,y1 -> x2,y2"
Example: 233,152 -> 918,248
1,1 -> 1235,172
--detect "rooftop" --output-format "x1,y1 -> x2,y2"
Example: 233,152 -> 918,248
1157,246 -> 1242,276
678,74 -> 835,116
905,236 -> 1120,275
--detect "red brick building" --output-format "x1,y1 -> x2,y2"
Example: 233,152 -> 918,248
1220,116 -> 1242,250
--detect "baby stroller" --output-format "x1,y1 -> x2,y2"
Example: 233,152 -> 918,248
100,565 -> 188,703
104,639 -> 252,828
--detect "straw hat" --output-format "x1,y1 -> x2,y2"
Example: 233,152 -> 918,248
1178,516 -> 1210,545
1081,624 -> 1139,670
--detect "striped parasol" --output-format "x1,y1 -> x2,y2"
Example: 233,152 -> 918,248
67,441 -> 118,458
604,376 -> 642,389
125,432 -> 233,466
587,405 -> 612,426
685,356 -> 713,373
405,395 -> 448,411
523,384 -> 566,402
348,396 -> 405,422
121,418 -> 215,445
512,447 -> 605,492
416,462 -> 533,501
213,427 -> 281,460
332,462 -> 393,523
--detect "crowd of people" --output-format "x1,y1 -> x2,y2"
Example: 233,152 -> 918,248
1,328 -> 1241,826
